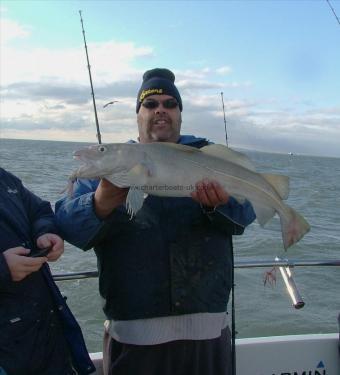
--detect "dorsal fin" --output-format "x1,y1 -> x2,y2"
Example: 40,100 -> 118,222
201,144 -> 256,171
261,173 -> 290,200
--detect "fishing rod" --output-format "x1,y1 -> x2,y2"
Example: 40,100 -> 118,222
326,0 -> 340,26
220,90 -> 235,373
221,92 -> 228,146
79,10 -> 102,144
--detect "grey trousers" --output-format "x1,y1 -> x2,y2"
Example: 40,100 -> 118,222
103,327 -> 232,375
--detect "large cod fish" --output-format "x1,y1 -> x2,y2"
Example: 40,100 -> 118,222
70,142 -> 310,249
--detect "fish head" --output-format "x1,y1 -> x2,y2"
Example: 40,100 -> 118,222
72,143 -> 128,179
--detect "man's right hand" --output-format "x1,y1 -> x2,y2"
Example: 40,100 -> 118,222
94,179 -> 128,219
3,247 -> 47,282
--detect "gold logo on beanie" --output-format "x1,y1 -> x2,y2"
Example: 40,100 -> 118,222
139,88 -> 163,102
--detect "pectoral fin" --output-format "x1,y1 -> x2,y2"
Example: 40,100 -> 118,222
126,187 -> 146,217
121,161 -> 153,217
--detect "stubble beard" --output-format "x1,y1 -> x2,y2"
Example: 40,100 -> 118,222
138,114 -> 181,143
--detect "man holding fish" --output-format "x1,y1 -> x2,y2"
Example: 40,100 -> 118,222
55,68 -> 294,374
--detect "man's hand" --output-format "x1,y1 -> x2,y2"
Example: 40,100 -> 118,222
36,233 -> 64,262
94,179 -> 128,219
3,247 -> 47,282
191,179 -> 229,208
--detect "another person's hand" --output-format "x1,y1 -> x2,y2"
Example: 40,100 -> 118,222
36,233 -> 64,262
3,247 -> 47,282
191,179 -> 229,208
94,179 -> 129,219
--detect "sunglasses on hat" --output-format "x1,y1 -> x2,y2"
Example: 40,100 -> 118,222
142,98 -> 179,110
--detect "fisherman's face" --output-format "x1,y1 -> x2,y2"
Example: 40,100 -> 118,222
137,94 -> 182,144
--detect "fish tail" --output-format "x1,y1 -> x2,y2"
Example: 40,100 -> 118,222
280,206 -> 310,250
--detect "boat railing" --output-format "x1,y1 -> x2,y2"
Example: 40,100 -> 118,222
52,258 -> 340,309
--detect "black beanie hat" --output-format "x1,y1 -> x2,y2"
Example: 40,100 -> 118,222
136,68 -> 182,113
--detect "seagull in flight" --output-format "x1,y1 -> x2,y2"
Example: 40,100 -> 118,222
103,100 -> 119,108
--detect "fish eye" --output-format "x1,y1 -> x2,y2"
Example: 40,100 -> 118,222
98,145 -> 107,153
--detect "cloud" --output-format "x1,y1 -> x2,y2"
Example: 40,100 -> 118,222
1,42 -> 153,86
216,66 -> 232,75
178,79 -> 252,92
1,14 -> 153,87
1,16 -> 339,158
0,18 -> 31,44
178,79 -> 224,91
3,82 -> 90,104
181,97 -> 340,157
177,68 -> 212,80
2,82 -> 339,157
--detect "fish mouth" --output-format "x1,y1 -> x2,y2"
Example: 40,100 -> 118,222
73,151 -> 94,163
73,151 -> 83,160
73,152 -> 96,173
72,152 -> 112,179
